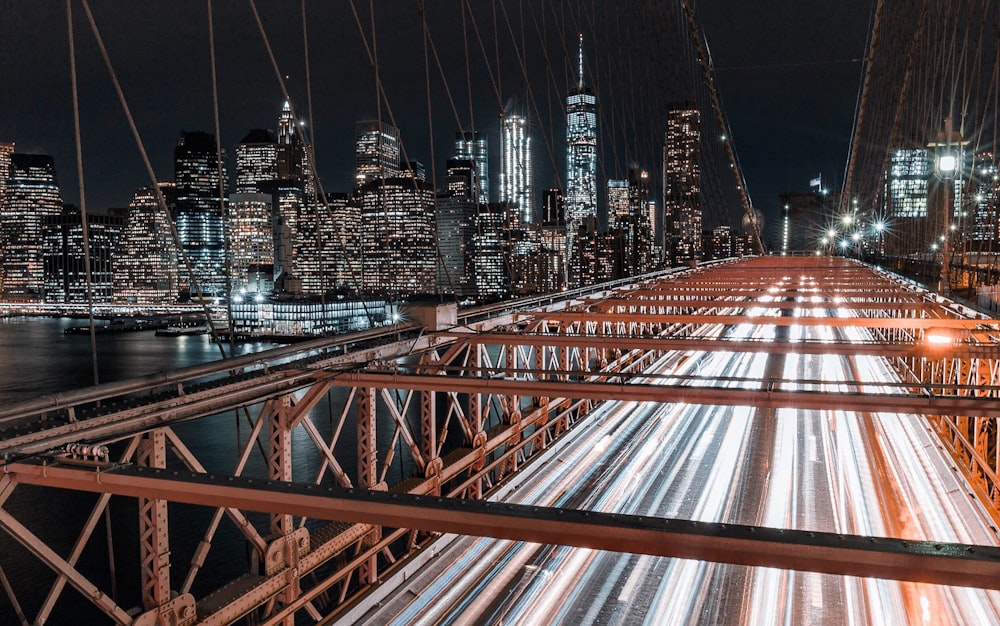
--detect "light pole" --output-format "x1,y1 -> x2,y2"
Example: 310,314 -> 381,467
928,117 -> 965,297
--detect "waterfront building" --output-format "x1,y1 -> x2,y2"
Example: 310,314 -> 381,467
0,142 -> 13,290
114,186 -> 179,304
355,120 -> 401,185
1,153 -> 63,301
229,192 -> 274,291
500,113 -> 533,225
663,103 -> 702,265
42,206 -> 123,303
454,131 -> 489,202
174,131 -> 227,299
230,297 -> 396,338
565,35 -> 598,249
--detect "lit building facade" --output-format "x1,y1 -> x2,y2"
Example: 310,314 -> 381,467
542,188 -> 564,227
663,104 -> 702,265
174,131 -> 227,298
969,152 -> 999,249
229,192 -> 274,289
114,186 -> 179,304
0,142 -> 13,290
710,225 -> 735,260
436,193 -> 476,296
319,193 -> 362,291
356,120 -> 401,185
888,148 -> 929,218
500,113 -> 533,224
1,153 -> 63,300
358,176 -> 436,297
43,206 -> 123,303
471,203 -> 509,297
565,35 -> 598,239
454,131 -> 489,202
235,129 -> 278,194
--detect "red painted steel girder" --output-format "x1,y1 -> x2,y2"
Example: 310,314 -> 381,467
326,371 -> 1000,417
442,331 -> 1000,359
10,462 -> 1000,591
518,311 -> 998,329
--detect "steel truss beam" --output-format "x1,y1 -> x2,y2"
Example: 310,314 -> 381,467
9,462 -> 1000,591
327,371 -> 1000,417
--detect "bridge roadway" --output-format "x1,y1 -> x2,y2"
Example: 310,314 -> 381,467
344,267 -> 1000,624
5,257 -> 1000,625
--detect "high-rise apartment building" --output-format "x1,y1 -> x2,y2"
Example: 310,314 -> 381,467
454,131 -> 489,202
355,120 -> 401,185
663,104 -> 702,264
710,225 -> 735,260
542,188 -> 564,227
0,142 -> 12,290
229,192 -> 274,287
174,131 -> 227,298
888,148 -> 929,218
436,191 -> 477,296
42,206 -> 123,303
1,153 -> 63,300
565,35 -> 598,238
236,128 -> 278,194
500,113 -> 533,224
471,203 -> 509,297
358,176 -> 436,296
320,193 -> 362,290
969,152 -> 999,249
114,186 -> 179,304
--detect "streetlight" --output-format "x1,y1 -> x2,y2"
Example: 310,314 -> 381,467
928,117 -> 968,297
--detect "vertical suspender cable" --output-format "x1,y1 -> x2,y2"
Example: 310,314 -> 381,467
206,0 -> 231,359
67,0 -> 100,387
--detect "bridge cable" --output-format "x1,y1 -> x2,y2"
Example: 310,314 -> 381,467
66,0 -> 101,387
77,0 -> 221,355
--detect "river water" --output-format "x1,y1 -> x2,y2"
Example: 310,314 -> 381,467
0,316 -> 421,624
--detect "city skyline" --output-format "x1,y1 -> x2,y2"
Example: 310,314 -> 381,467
0,1 -> 873,244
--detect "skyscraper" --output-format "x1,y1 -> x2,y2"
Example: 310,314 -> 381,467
1,153 -> 63,300
0,142 -> 12,290
888,148 -> 929,218
454,131 -> 489,202
115,186 -> 179,304
500,113 -> 533,224
969,152 -> 999,249
174,131 -> 227,298
355,120 -> 401,185
235,128 -> 278,194
436,193 -> 476,296
663,104 -> 702,264
358,176 -> 436,296
565,35 -> 598,236
43,206 -> 123,303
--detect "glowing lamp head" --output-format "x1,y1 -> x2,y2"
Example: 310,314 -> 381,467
938,154 -> 958,174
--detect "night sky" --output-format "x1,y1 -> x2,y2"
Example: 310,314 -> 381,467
0,1 -> 872,245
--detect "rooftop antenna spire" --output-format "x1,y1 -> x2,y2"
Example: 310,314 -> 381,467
577,32 -> 584,91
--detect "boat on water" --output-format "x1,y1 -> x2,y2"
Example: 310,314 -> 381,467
155,323 -> 210,337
